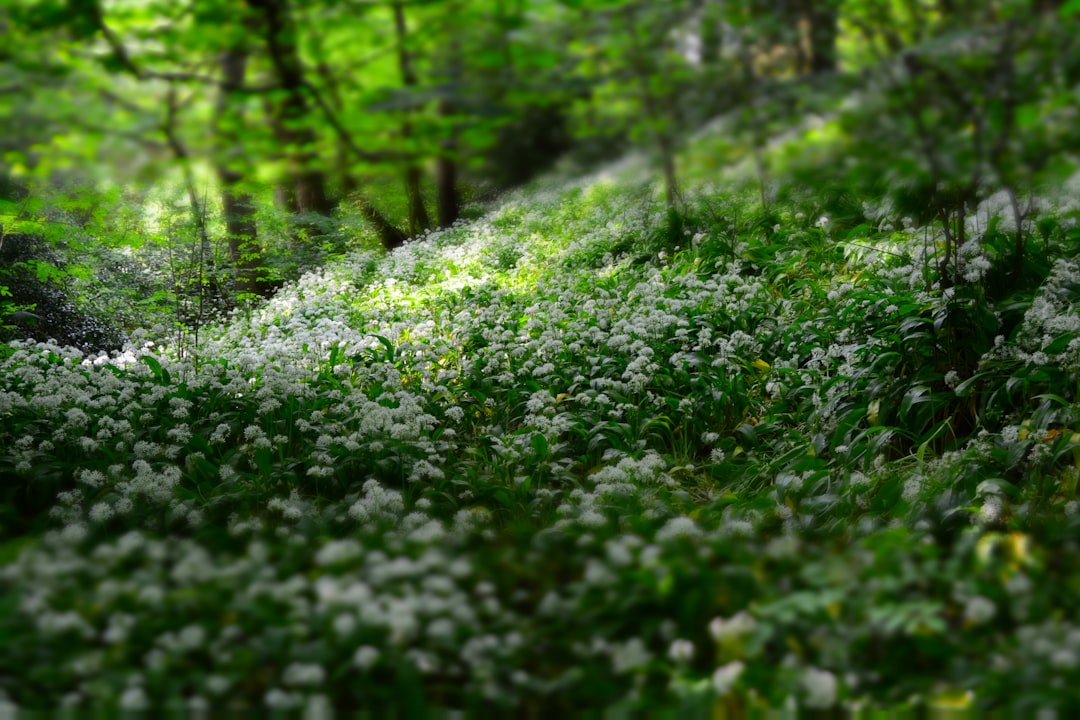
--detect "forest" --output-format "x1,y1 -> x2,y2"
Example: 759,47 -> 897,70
2,0 -> 1080,715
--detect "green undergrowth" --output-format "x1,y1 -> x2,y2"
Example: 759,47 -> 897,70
3,143 -> 1080,716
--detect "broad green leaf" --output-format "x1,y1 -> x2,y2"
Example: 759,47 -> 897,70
530,432 -> 548,457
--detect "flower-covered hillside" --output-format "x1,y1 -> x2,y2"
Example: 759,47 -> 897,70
3,150 -> 1080,714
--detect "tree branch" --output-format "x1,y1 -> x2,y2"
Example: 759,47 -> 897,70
300,79 -> 409,164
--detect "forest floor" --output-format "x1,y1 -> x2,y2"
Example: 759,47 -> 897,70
3,119 -> 1080,715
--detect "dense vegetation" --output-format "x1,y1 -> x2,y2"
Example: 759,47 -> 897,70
3,0 -> 1080,715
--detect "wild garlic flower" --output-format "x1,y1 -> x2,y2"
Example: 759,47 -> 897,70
350,645 -> 380,672
709,611 -> 757,644
668,639 -> 695,663
963,596 -> 997,626
264,688 -> 300,710
610,637 -> 651,674
802,667 -> 838,708
655,516 -> 702,542
282,662 -> 326,688
119,684 -> 149,711
711,661 -> 745,694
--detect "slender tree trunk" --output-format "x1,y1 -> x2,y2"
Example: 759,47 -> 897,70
805,0 -> 839,74
274,183 -> 298,213
393,0 -> 430,237
402,166 -> 429,237
622,5 -> 679,210
161,84 -> 213,361
214,45 -> 265,296
220,183 -> 262,293
436,145 -> 459,228
248,0 -> 334,222
294,169 -> 332,216
314,59 -> 360,203
436,35 -> 462,228
162,86 -> 208,248
315,57 -> 407,249
737,44 -> 769,210
356,195 -> 408,250
698,0 -> 722,66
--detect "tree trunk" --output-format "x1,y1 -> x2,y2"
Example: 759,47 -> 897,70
805,0 -> 839,74
274,183 -> 298,213
403,165 -> 429,237
622,4 -> 679,210
698,0 -> 723,66
356,195 -> 408,250
436,33 -> 462,228
247,0 -> 334,223
295,168 -> 333,216
220,181 -> 264,295
214,45 -> 265,296
393,0 -> 430,237
436,149 -> 459,228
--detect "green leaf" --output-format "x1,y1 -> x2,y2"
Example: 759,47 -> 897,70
954,371 -> 992,397
530,432 -> 548,458
475,49 -> 506,69
32,260 -> 61,283
844,223 -> 872,240
369,334 -> 395,363
900,386 -> 930,418
1016,103 -> 1041,131
142,355 -> 162,377
1043,333 -> 1076,355
142,355 -> 170,385
0,536 -> 37,564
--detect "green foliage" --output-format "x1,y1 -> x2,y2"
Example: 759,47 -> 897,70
2,0 -> 1080,715
2,133 -> 1080,710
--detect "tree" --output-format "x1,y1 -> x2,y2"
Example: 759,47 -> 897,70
434,34 -> 463,228
392,0 -> 431,237
564,0 -> 699,210
802,0 -> 839,74
246,0 -> 333,218
214,40 -> 264,296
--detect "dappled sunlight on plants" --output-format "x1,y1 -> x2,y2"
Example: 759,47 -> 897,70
4,142 -> 1080,713
3,3 -> 1080,713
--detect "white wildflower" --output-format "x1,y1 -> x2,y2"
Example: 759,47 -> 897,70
315,539 -> 362,567
119,684 -> 149,711
206,675 -> 231,696
88,503 -> 114,524
711,660 -> 745,694
282,662 -> 325,688
709,611 -> 757,643
610,637 -> 651,674
264,688 -> 300,710
963,595 -> 997,626
353,645 -> 381,671
803,667 -> 838,708
668,639 -> 695,663
978,495 -> 1004,526
655,516 -> 702,542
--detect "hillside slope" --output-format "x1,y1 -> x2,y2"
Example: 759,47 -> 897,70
3,133 -> 1080,713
